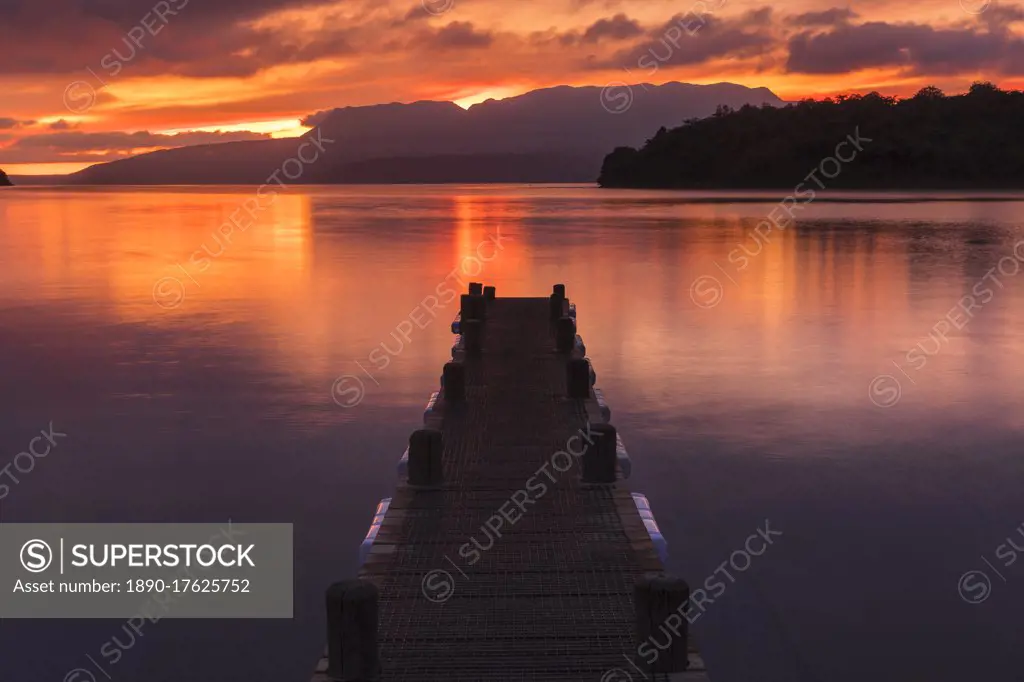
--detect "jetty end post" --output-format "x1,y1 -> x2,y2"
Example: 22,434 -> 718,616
549,288 -> 566,320
459,285 -> 487,355
461,293 -> 486,321
326,579 -> 381,681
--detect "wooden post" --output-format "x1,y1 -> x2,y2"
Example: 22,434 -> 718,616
566,358 -> 590,399
407,428 -> 443,488
483,285 -> 496,300
634,575 -> 690,673
582,423 -> 617,483
548,293 -> 565,320
463,319 -> 482,355
469,282 -> 483,296
442,362 -> 465,402
326,580 -> 381,681
553,283 -> 566,298
462,294 -> 486,321
555,316 -> 576,353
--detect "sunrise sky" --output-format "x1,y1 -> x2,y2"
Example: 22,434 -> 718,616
2,0 -> 1022,175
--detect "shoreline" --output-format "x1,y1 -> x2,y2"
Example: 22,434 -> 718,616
6,182 -> 1024,203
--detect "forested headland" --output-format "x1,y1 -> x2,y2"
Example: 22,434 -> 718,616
598,83 -> 1024,189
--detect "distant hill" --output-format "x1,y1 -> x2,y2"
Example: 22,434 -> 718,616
599,83 -> 1024,189
54,82 -> 783,185
0,169 -> 12,186
8,174 -> 64,185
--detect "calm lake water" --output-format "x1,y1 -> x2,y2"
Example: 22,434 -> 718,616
1,184 -> 1022,682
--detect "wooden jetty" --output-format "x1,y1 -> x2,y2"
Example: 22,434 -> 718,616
313,285 -> 710,681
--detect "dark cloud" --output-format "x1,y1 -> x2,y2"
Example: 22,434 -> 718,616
4,0 -> 1024,124
522,26 -> 579,47
396,2 -> 449,24
0,0 -> 363,77
48,119 -> 73,130
0,118 -> 33,129
980,4 -> 1024,30
792,8 -> 858,27
786,20 -> 1024,75
427,21 -> 493,48
740,7 -> 774,27
592,8 -> 775,70
1,129 -> 271,163
110,14 -> 358,78
300,109 -> 334,127
0,0 -> 334,36
582,14 -> 643,42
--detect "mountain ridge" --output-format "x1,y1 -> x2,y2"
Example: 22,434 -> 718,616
22,82 -> 785,185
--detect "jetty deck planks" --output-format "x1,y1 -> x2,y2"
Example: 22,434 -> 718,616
312,295 -> 709,682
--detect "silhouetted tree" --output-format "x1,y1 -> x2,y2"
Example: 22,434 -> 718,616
913,85 -> 945,100
969,81 -> 1000,96
598,84 -> 1024,189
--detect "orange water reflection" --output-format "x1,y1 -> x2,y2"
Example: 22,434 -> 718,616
3,185 -> 1024,430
